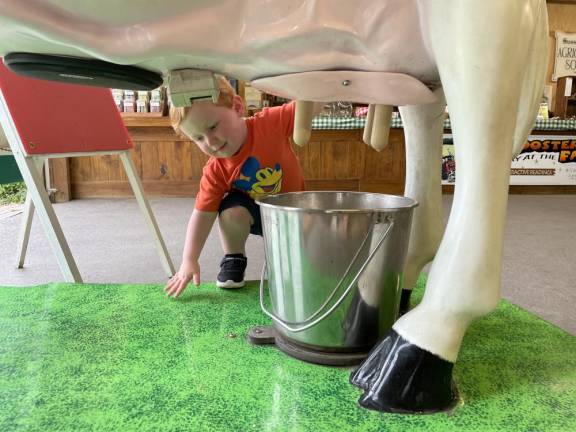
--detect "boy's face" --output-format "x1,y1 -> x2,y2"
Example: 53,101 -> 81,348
180,95 -> 246,158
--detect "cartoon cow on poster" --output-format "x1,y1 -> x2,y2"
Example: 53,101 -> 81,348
0,0 -> 548,412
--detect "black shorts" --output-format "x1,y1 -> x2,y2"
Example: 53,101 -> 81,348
218,190 -> 263,236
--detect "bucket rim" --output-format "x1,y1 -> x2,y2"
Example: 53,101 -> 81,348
256,191 -> 419,213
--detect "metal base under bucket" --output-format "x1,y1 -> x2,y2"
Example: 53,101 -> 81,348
247,325 -> 369,366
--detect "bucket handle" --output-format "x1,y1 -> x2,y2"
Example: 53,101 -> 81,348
259,214 -> 395,333
269,211 -> 381,327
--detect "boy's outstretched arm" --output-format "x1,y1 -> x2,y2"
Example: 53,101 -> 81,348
164,209 -> 217,298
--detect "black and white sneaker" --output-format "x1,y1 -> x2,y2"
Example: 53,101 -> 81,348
216,254 -> 247,289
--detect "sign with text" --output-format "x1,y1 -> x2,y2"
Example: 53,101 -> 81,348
553,31 -> 576,81
441,134 -> 576,186
511,135 -> 576,185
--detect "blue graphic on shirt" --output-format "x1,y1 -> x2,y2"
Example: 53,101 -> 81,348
233,156 -> 283,200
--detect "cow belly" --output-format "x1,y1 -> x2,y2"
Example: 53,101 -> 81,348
0,0 -> 438,83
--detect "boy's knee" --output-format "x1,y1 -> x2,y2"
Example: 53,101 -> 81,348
219,206 -> 253,227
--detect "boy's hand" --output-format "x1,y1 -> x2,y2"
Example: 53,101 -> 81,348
164,260 -> 201,298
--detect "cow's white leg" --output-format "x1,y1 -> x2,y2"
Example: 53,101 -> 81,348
397,89 -> 446,314
351,0 -> 548,413
512,2 -> 549,158
399,0 -> 547,364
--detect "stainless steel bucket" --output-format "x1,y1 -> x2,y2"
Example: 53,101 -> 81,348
257,191 -> 418,352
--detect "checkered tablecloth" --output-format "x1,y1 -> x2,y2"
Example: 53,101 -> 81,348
533,118 -> 576,131
311,116 -> 576,131
312,116 -> 367,130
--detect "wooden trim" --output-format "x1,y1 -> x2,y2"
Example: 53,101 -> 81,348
359,180 -> 405,195
531,129 -> 576,135
72,180 -> 200,198
305,129 -> 363,142
122,116 -> 171,127
305,179 -> 359,191
509,185 -> 576,194
48,157 -> 71,202
442,185 -> 576,194
126,127 -> 188,142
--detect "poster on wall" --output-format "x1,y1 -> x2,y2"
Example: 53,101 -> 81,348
441,135 -> 456,185
511,135 -> 576,185
441,134 -> 576,186
553,31 -> 576,82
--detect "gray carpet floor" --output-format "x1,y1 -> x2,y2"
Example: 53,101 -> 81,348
0,195 -> 574,335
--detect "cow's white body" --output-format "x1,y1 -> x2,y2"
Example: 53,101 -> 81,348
0,0 -> 438,82
0,0 -> 548,413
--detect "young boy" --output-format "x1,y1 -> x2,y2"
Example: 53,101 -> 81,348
164,77 -> 317,298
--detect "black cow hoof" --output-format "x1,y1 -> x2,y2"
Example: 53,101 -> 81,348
399,288 -> 412,315
350,329 -> 459,413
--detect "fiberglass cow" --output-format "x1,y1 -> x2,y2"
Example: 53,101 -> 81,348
0,0 -> 548,413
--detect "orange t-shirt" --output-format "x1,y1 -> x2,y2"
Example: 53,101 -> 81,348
195,101 -> 305,211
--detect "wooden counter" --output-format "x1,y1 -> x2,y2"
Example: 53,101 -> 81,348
59,125 -> 404,199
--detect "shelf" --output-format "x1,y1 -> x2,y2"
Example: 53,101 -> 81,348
120,114 -> 171,127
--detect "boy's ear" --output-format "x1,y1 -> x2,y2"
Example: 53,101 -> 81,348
231,95 -> 245,116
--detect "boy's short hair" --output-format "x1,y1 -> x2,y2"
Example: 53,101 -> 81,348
169,75 -> 236,135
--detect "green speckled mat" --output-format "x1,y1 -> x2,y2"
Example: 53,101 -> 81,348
1,278 -> 574,432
